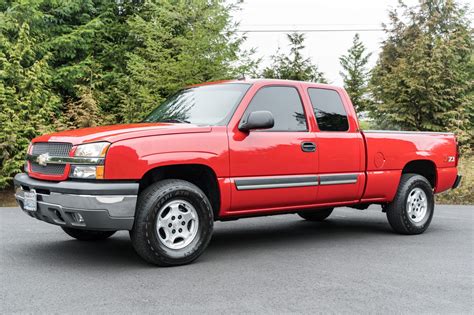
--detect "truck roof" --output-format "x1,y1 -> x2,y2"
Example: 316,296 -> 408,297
188,78 -> 337,89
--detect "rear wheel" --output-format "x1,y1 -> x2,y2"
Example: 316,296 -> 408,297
130,179 -> 214,266
61,227 -> 116,241
386,173 -> 434,235
298,208 -> 334,221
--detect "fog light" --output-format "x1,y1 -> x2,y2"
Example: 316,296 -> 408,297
70,165 -> 97,179
72,213 -> 84,223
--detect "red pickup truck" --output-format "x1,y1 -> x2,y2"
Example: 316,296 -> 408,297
14,79 -> 461,266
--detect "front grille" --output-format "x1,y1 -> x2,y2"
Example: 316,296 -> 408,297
30,163 -> 66,175
30,142 -> 72,176
32,142 -> 72,157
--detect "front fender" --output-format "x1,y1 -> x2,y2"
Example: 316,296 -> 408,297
103,130 -> 229,180
140,151 -> 222,177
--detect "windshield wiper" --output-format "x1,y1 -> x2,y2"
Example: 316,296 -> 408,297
160,119 -> 191,124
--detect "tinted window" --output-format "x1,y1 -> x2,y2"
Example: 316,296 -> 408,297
308,88 -> 349,131
244,86 -> 307,131
144,83 -> 251,125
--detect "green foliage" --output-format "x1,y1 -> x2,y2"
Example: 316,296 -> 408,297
0,23 -> 60,187
466,52 -> 474,151
262,33 -> 328,83
119,0 -> 249,122
54,87 -> 103,130
358,120 -> 376,130
369,0 -> 473,148
339,33 -> 372,113
0,0 -> 253,188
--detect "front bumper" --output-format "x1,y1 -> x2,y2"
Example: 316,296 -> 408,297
14,173 -> 138,231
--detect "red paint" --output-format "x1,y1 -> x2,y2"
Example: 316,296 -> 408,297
28,79 -> 460,218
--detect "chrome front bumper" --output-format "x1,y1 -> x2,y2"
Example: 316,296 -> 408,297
14,173 -> 138,231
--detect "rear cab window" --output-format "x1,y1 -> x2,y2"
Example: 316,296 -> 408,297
307,88 -> 349,131
244,86 -> 307,131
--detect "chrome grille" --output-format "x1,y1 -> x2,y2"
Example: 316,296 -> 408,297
30,142 -> 72,176
32,143 -> 72,157
30,163 -> 66,175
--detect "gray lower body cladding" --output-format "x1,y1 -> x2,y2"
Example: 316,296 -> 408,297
14,173 -> 138,231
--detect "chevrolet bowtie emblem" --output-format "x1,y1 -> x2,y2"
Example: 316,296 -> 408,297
36,153 -> 50,166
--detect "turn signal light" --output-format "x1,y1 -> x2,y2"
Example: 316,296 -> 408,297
96,166 -> 105,179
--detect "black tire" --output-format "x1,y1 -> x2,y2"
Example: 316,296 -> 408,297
386,173 -> 434,235
61,227 -> 116,241
297,208 -> 334,221
130,179 -> 214,266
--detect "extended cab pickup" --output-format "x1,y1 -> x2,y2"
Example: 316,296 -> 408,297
14,79 -> 462,266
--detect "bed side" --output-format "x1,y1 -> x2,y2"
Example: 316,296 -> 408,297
361,131 -> 458,203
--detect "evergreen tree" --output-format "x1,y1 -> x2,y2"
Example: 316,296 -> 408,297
54,87 -> 103,130
120,0 -> 252,122
0,0 -> 254,187
0,23 -> 61,187
466,51 -> 474,152
339,33 -> 372,113
262,33 -> 328,83
369,0 -> 472,147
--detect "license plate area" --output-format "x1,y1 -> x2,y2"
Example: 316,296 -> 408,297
23,190 -> 37,211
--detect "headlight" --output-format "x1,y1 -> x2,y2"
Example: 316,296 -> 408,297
69,142 -> 109,179
74,142 -> 110,157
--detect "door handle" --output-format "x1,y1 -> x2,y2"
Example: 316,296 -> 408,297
301,142 -> 316,152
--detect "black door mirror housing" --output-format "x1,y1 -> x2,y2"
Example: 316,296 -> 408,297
238,111 -> 275,132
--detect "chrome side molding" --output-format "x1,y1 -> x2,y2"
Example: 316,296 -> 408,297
235,175 -> 319,191
319,173 -> 358,186
234,173 -> 359,190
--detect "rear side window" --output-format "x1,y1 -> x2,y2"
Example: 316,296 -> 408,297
308,88 -> 349,131
244,86 -> 307,131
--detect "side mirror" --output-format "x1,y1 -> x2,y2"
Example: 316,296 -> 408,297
238,110 -> 274,132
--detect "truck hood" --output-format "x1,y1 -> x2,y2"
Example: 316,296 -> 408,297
33,123 -> 212,145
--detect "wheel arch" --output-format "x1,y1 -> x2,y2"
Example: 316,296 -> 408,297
139,163 -> 221,219
401,159 -> 437,189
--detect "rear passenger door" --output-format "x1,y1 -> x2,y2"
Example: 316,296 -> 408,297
228,85 -> 319,212
307,87 -> 365,204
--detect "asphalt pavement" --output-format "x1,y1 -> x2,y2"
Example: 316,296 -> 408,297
1,205 -> 473,314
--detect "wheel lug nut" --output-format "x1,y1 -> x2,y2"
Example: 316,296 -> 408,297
172,229 -> 176,234
168,223 -> 172,227
178,215 -> 182,219
181,221 -> 185,225
179,228 -> 182,232
171,216 -> 175,220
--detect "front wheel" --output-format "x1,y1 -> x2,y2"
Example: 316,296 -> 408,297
61,227 -> 116,241
130,179 -> 214,266
386,173 -> 434,235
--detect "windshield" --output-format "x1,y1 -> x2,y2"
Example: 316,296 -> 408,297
144,83 -> 251,126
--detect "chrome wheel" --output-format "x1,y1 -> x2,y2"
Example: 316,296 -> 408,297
156,199 -> 199,250
406,187 -> 428,223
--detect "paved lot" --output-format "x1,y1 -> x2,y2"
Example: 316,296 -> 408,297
1,205 -> 473,314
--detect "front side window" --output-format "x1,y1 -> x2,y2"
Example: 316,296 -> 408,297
244,86 -> 307,131
144,83 -> 251,126
308,88 -> 349,131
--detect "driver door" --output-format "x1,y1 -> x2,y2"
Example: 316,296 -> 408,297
227,84 -> 319,213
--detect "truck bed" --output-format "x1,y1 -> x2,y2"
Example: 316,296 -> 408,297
360,130 -> 458,202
